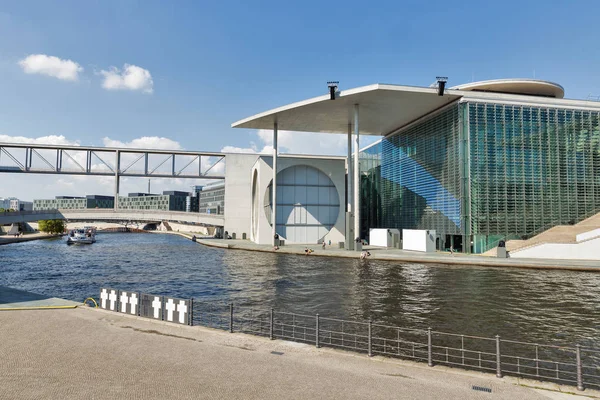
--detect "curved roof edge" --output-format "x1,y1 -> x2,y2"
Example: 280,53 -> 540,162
450,79 -> 564,99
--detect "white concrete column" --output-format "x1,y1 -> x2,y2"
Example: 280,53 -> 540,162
353,104 -> 360,245
114,150 -> 120,211
347,123 -> 352,213
272,122 -> 278,246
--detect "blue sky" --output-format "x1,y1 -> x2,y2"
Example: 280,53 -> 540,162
2,0 -> 600,199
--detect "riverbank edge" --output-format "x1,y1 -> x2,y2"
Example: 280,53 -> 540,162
158,231 -> 600,272
0,233 -> 62,246
80,306 -> 599,398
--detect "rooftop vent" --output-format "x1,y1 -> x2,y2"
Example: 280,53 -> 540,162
327,81 -> 339,100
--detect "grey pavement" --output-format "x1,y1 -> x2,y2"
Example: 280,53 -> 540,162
0,307 -> 596,400
0,286 -> 79,310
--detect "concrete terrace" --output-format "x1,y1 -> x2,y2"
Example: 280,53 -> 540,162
164,232 -> 600,272
1,304 -> 596,400
0,286 -> 79,310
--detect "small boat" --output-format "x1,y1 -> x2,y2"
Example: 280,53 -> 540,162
66,226 -> 97,245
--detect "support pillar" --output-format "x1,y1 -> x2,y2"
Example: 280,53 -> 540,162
272,122 -> 278,246
353,104 -> 360,249
114,150 -> 120,210
346,123 -> 354,250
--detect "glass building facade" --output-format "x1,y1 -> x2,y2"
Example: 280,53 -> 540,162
360,101 -> 600,253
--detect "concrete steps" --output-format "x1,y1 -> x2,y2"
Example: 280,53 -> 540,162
482,211 -> 600,256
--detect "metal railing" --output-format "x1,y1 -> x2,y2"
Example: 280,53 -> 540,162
190,302 -> 598,391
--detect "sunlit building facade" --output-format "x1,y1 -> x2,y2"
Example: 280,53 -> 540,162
360,88 -> 600,253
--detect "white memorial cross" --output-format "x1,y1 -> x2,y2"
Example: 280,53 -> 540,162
120,292 -> 129,313
129,293 -> 138,315
108,290 -> 117,311
165,298 -> 176,322
152,296 -> 162,319
177,300 -> 188,324
100,289 -> 108,309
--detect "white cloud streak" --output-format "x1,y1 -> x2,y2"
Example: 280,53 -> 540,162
18,54 -> 83,81
99,64 -> 154,94
102,136 -> 182,150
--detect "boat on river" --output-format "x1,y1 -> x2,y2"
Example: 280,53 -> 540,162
66,226 -> 97,245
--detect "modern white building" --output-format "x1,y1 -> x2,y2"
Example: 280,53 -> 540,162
222,153 -> 346,245
231,78 -> 600,254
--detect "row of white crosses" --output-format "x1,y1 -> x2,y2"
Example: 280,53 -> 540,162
165,298 -> 188,324
100,288 -> 188,324
150,296 -> 188,323
100,289 -> 139,315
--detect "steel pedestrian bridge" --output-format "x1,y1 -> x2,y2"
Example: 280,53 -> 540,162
0,142 -> 227,209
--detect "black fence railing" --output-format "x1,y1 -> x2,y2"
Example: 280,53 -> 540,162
190,302 -> 598,391
97,288 -> 598,392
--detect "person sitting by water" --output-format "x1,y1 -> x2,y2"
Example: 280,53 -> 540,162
360,251 -> 371,260
322,241 -> 326,249
192,235 -> 197,242
304,247 -> 309,255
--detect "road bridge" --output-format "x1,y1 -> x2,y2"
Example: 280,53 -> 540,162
0,209 -> 224,227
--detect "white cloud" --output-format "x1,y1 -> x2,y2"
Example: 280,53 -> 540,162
99,64 -> 154,94
0,134 -> 79,146
220,144 -> 271,154
18,54 -> 83,81
102,136 -> 181,150
256,129 -> 348,156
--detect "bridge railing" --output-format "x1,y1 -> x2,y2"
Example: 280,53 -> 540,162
1,210 -> 61,216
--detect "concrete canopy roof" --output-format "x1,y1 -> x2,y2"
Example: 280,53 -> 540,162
231,84 -> 462,136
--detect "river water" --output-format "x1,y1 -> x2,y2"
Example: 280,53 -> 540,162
1,233 -> 599,350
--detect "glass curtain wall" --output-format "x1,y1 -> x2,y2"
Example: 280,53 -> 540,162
468,102 -> 600,252
360,104 -> 463,248
360,101 -> 600,253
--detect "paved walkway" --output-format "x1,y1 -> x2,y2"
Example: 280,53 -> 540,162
1,306 -> 595,399
0,286 -> 79,310
165,232 -> 600,272
0,232 -> 61,246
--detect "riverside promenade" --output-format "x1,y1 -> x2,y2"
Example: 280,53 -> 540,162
163,232 -> 600,272
0,232 -> 61,246
1,304 -> 596,400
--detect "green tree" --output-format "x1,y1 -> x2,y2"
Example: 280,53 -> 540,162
38,219 -> 65,234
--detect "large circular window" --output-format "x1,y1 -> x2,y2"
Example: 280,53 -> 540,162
264,165 -> 339,243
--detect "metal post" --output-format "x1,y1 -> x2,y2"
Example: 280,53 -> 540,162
269,308 -> 274,340
229,303 -> 234,333
272,122 -> 278,246
114,150 -> 120,210
576,344 -> 584,391
368,320 -> 373,357
427,327 -> 433,367
496,335 -> 502,378
353,104 -> 360,247
316,314 -> 320,348
189,299 -> 193,326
